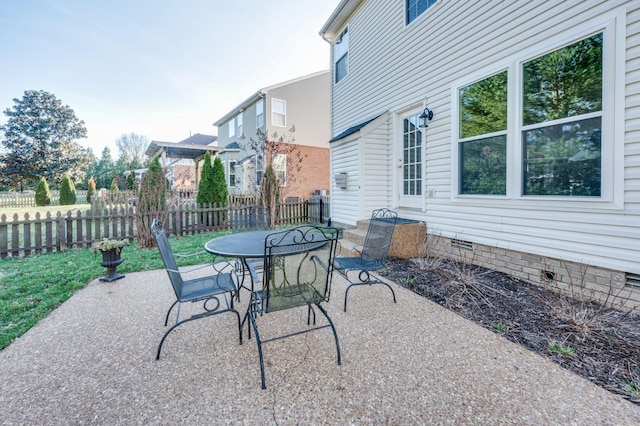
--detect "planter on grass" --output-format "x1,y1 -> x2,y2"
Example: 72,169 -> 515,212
92,238 -> 128,282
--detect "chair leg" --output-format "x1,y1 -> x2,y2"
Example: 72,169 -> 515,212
156,308 -> 243,360
163,300 -> 179,326
342,272 -> 397,312
247,311 -> 267,389
315,303 -> 341,366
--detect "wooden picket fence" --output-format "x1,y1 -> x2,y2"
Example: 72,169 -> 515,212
0,197 -> 329,258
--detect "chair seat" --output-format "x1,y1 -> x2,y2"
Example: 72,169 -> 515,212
333,256 -> 382,271
179,273 -> 237,302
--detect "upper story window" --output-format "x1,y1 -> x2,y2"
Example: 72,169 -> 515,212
456,32 -> 605,199
228,117 -> 235,138
256,99 -> 264,128
334,27 -> 348,84
236,113 -> 243,137
406,0 -> 437,25
272,98 -> 286,127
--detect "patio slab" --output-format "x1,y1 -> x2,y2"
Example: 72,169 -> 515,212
1,266 -> 639,424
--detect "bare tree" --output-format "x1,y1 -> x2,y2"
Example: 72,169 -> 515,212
115,132 -> 148,167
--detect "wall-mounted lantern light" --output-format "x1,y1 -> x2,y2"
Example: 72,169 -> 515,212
418,107 -> 434,128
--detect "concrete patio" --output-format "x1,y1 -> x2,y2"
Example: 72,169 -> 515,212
1,265 -> 639,424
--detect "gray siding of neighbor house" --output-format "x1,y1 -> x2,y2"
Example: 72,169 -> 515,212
326,0 -> 640,276
265,71 -> 331,148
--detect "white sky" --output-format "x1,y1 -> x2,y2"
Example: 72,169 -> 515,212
0,0 -> 339,158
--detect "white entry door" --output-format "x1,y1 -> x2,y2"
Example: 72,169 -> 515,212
397,110 -> 424,209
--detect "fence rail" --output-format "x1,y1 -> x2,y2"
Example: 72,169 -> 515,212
0,196 -> 329,258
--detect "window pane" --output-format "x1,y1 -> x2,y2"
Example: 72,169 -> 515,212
459,71 -> 507,139
523,33 -> 602,126
523,117 -> 601,196
460,135 -> 507,195
336,54 -> 348,83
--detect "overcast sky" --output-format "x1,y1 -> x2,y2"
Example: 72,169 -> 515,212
0,0 -> 339,157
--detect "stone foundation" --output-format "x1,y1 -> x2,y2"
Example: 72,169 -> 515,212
424,233 -> 640,312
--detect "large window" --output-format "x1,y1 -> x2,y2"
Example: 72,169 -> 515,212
522,34 -> 602,196
272,98 -> 286,127
406,0 -> 437,25
334,27 -> 348,84
272,154 -> 286,186
457,32 -> 604,198
459,71 -> 508,195
256,99 -> 264,128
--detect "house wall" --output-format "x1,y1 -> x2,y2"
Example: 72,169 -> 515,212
265,71 -> 331,148
330,135 -> 361,225
326,1 -> 640,288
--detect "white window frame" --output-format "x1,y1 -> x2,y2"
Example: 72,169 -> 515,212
256,99 -> 264,128
451,13 -> 623,211
272,153 -> 287,187
236,113 -> 243,137
334,27 -> 349,84
228,160 -> 236,187
272,98 -> 286,127
406,0 -> 437,25
228,117 -> 235,138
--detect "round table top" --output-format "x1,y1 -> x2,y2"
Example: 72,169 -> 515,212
204,230 -> 274,258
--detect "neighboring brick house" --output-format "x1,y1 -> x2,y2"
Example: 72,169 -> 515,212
213,71 -> 331,200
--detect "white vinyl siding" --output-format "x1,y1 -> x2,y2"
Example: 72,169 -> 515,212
330,138 -> 361,225
328,0 -> 639,275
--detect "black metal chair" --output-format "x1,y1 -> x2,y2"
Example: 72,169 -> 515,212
242,225 -> 341,389
151,219 -> 242,360
333,208 -> 398,312
230,205 -> 270,293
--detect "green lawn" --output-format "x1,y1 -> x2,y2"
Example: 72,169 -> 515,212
0,229 -> 229,350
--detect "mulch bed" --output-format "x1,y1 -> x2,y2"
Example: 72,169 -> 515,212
378,257 -> 640,405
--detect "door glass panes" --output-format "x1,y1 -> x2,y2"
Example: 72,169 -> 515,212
402,114 -> 422,196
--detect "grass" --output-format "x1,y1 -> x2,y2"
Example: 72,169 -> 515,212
491,322 -> 510,332
549,341 -> 576,357
0,229 -> 229,350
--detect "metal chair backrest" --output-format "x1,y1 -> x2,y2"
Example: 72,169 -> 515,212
151,219 -> 184,299
360,208 -> 398,265
262,226 -> 339,314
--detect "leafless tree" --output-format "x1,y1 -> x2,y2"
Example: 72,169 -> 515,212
115,132 -> 148,166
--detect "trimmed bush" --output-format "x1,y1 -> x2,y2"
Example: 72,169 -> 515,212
35,177 -> 51,206
86,176 -> 96,203
59,174 -> 77,205
196,151 -> 214,205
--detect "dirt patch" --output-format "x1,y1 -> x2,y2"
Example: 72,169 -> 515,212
378,257 -> 640,405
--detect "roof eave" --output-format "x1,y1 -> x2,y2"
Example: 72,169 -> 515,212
319,0 -> 363,42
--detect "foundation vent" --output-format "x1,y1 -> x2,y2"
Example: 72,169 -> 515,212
451,239 -> 473,251
626,273 -> 640,288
